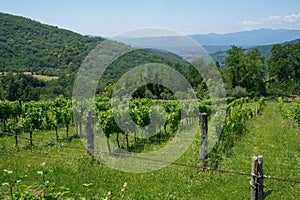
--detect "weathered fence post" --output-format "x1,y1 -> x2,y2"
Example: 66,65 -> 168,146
250,156 -> 258,200
200,113 -> 208,168
85,110 -> 94,155
257,156 -> 264,200
250,155 -> 272,200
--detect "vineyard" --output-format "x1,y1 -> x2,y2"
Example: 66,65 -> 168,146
0,97 -> 265,154
0,96 -> 272,199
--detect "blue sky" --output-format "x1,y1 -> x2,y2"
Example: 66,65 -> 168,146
1,0 -> 300,37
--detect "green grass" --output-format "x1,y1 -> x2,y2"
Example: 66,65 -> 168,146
0,101 -> 299,199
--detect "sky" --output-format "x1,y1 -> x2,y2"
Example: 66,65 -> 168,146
1,0 -> 300,37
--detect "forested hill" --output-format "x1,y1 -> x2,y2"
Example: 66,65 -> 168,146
211,38 -> 300,65
0,12 -> 104,75
0,12 -> 198,100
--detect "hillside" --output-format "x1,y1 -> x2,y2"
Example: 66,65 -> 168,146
211,38 -> 300,65
0,12 -> 104,75
0,12 -> 199,99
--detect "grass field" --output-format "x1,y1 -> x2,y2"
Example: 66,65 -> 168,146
3,72 -> 58,81
23,72 -> 58,81
0,101 -> 299,199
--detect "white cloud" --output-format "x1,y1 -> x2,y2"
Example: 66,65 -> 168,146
241,12 -> 300,26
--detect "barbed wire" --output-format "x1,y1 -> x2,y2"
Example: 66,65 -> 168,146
1,131 -> 300,184
222,156 -> 300,161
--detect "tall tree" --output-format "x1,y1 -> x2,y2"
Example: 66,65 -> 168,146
223,46 -> 266,97
267,42 -> 300,95
242,48 -> 266,97
224,46 -> 245,90
268,44 -> 290,83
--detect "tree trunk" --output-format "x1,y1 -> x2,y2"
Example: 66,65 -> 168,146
125,133 -> 129,149
116,133 -> 120,148
134,131 -> 137,147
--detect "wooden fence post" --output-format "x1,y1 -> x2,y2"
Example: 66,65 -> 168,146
250,156 -> 258,200
200,113 -> 208,168
250,155 -> 272,200
257,156 -> 264,200
85,110 -> 94,155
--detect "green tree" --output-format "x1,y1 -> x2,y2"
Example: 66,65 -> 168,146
267,42 -> 300,96
268,44 -> 290,83
242,48 -> 266,97
224,46 -> 245,90
223,46 -> 266,97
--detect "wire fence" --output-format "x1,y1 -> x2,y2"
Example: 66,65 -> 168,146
1,131 -> 300,184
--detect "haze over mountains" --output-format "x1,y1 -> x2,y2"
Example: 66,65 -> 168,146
190,28 -> 300,47
115,28 -> 300,53
115,28 -> 300,64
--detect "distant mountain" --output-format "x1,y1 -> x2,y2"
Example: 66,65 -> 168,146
190,29 -> 300,47
115,29 -> 300,54
114,29 -> 300,63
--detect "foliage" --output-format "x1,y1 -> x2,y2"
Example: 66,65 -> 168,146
278,97 -> 300,125
1,165 -> 71,199
0,73 -> 46,101
95,50 -> 209,99
208,97 -> 266,167
288,100 -> 300,125
0,98 -> 74,143
268,42 -> 300,96
221,41 -> 300,98
222,46 -> 266,97
0,13 -> 211,100
0,12 -> 103,75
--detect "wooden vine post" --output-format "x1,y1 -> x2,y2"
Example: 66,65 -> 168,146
79,103 -> 84,137
85,110 -> 94,155
200,113 -> 208,168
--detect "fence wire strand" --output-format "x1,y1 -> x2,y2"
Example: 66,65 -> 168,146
1,131 -> 300,184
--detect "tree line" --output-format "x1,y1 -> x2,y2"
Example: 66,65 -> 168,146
221,41 -> 300,98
